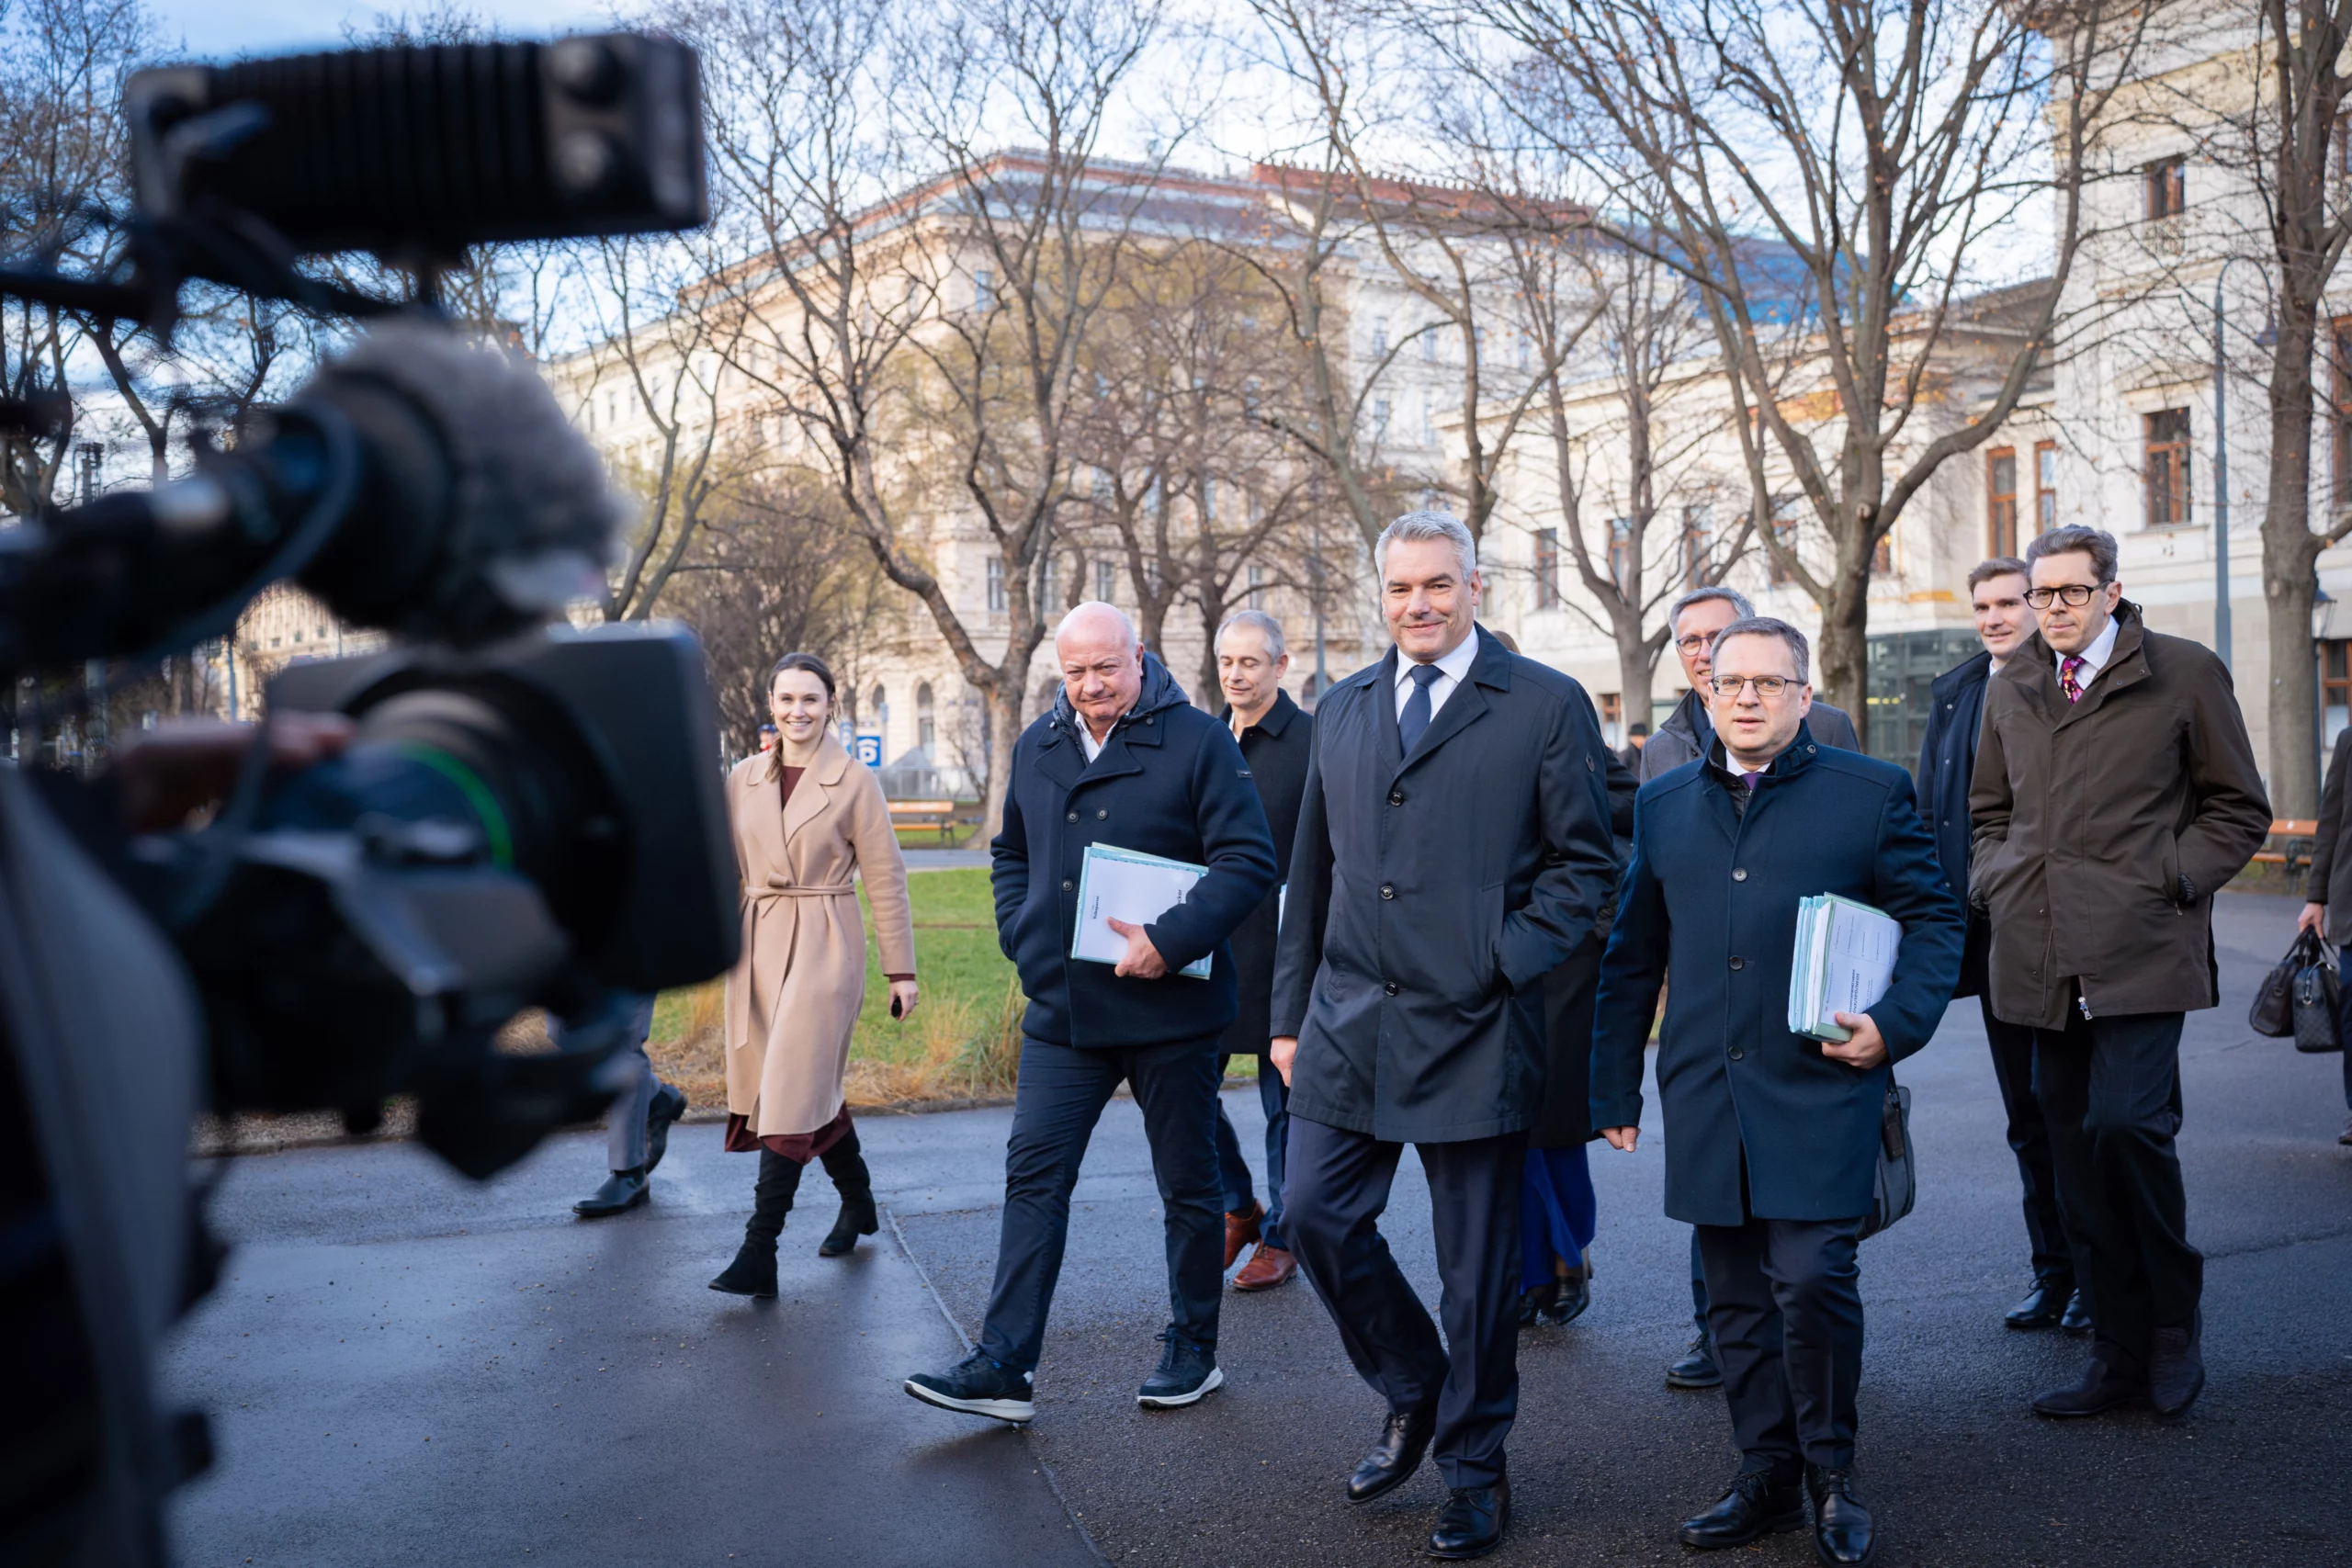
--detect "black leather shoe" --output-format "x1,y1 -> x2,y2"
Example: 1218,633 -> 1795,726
1804,1465 -> 1875,1566
2060,1289 -> 2092,1336
1667,1332 -> 1723,1390
1515,1280 -> 1557,1328
707,1239 -> 778,1298
1347,1403 -> 1437,1503
1541,1260 -> 1592,1326
819,1190 -> 880,1257
2030,1354 -> 2143,1417
2148,1321 -> 2204,1418
573,1168 -> 648,1218
1678,1470 -> 1804,1549
2003,1276 -> 2071,1330
1427,1476 -> 1508,1560
643,1085 -> 687,1175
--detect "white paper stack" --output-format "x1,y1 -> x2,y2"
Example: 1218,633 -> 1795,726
1069,843 -> 1214,980
1787,894 -> 1903,1042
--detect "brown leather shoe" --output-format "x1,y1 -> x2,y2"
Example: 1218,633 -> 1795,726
1224,1201 -> 1264,1269
1232,1243 -> 1297,1291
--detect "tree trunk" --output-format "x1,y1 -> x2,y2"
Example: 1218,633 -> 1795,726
980,674 -> 1025,839
1815,569 -> 1871,747
1614,616 -> 1656,740
2262,302 -> 2324,815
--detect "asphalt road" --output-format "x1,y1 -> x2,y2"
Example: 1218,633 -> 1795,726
164,893 -> 2352,1567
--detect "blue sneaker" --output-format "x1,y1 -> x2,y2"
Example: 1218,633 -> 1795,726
905,1349 -> 1035,1424
1136,1331 -> 1222,1409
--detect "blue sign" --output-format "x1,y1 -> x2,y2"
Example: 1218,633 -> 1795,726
852,733 -> 883,768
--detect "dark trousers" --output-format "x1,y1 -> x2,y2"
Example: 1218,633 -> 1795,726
2331,962 -> 2352,1110
2032,1008 -> 2199,1369
1984,995 -> 2072,1282
1213,1054 -> 1290,1250
1695,1215 -> 1866,1474
978,1035 -> 1224,1374
1283,1115 -> 1525,1489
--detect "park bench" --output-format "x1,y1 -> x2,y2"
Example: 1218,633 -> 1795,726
2250,818 -> 2321,879
889,799 -> 959,843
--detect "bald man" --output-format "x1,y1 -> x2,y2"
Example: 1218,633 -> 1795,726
905,603 -> 1277,1425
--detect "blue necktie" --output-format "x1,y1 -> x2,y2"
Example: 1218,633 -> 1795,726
1400,662 -> 1442,752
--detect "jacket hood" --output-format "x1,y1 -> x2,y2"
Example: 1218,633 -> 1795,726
1051,649 -> 1191,732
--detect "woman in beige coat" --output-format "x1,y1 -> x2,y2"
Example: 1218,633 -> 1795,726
708,652 -> 918,1298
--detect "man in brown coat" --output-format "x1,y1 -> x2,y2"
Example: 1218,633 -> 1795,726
1969,525 -> 2270,1423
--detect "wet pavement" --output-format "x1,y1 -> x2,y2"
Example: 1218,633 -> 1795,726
165,893 -> 2352,1567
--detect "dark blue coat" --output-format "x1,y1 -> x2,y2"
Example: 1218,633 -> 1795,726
1590,724 -> 1964,1225
991,655 -> 1277,1049
1270,627 -> 1620,1144
1916,650 -> 1992,997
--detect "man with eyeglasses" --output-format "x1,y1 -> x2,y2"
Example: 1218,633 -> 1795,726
1915,558 -> 2086,1336
1594,615 -> 1962,1566
1970,525 -> 2268,1424
1640,585 -> 1861,1393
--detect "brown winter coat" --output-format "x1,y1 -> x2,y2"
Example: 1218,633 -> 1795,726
1967,604 -> 2270,1031
721,733 -> 916,1137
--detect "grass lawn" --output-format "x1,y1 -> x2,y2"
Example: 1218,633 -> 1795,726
648,868 -> 1022,1112
893,822 -> 983,850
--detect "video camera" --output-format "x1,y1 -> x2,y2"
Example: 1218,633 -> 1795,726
0,38 -> 735,1558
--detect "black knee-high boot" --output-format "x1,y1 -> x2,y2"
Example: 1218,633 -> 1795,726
709,1150 -> 803,1297
818,1122 -> 880,1257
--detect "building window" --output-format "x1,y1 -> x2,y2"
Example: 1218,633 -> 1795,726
1873,529 -> 1894,574
1986,446 -> 2018,558
1201,479 -> 1216,522
869,685 -> 888,742
1420,323 -> 1437,363
1247,563 -> 1266,608
1044,552 -> 1063,610
1535,528 -> 1562,609
2145,155 -> 2186,220
1094,558 -> 1115,604
1372,398 -> 1391,438
916,682 -> 936,756
1681,504 -> 1713,589
2144,408 -> 2192,526
1371,317 -> 1389,357
1597,692 -> 1623,746
974,268 -> 993,312
987,556 -> 1006,612
2326,641 -> 2352,747
2334,319 -> 2352,504
2035,440 -> 2058,530
1421,396 -> 1440,447
1608,517 -> 1633,592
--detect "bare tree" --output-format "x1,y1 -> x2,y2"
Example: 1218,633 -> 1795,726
1461,0 -> 2148,733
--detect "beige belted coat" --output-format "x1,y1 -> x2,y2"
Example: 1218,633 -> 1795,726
721,733 -> 916,1138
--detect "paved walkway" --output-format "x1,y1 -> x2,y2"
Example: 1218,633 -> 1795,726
165,894 -> 2352,1566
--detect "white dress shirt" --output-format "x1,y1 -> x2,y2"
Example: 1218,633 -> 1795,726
2054,615 -> 2120,689
1078,715 -> 1118,762
1394,631 -> 1482,725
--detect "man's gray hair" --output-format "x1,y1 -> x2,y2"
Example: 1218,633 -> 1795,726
1374,510 -> 1477,582
2025,525 -> 2119,586
1056,600 -> 1138,651
1709,615 -> 1810,685
1668,584 -> 1754,630
1216,607 -> 1287,659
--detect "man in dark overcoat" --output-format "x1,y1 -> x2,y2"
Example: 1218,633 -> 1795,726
1208,608 -> 1314,1292
1971,526 -> 2269,1423
904,603 -> 1275,1426
1270,512 -> 1617,1562
1592,616 -> 1962,1567
1915,557 -> 2082,1334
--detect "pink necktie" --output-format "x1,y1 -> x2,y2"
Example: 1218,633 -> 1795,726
2060,655 -> 2086,704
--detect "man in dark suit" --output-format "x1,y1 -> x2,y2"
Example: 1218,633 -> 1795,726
1271,512 -> 1617,1561
1640,583 -> 1860,1392
1972,526 -> 2269,1422
1915,557 -> 2084,1334
904,603 -> 1276,1425
1209,608 -> 1313,1292
1594,615 -> 1962,1567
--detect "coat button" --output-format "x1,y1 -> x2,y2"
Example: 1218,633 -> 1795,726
1062,879 -> 1075,892
1096,808 -> 1108,819
1067,811 -> 1079,822
1145,716 -> 1155,725
1729,955 -> 1746,970
1728,1046 -> 1746,1061
1380,884 -> 1396,899
1389,791 -> 1404,806
1384,981 -> 1400,996
1733,868 -> 1747,882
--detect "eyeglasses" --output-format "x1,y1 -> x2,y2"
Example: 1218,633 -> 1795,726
2024,583 -> 2101,609
1674,633 -> 1712,653
1707,674 -> 1794,698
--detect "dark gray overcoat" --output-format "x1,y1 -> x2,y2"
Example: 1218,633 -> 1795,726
1216,689 -> 1313,1059
1269,627 -> 1619,1145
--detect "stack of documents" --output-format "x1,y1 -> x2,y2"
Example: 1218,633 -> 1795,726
1070,843 -> 1214,980
1787,895 -> 1902,1043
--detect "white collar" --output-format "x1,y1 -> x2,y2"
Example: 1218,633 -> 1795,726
2057,615 -> 2121,682
1396,630 -> 1480,690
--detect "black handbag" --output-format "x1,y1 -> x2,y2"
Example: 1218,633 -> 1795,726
2251,930 -> 2318,1037
2291,942 -> 2342,1054
1858,1077 -> 1914,1240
